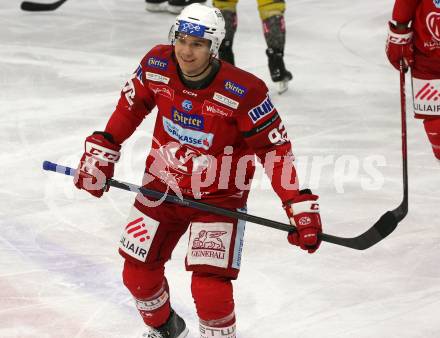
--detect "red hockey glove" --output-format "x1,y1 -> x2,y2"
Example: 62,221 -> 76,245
284,189 -> 322,253
385,21 -> 414,72
74,132 -> 121,198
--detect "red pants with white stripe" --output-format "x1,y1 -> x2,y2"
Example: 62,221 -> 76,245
120,199 -> 245,332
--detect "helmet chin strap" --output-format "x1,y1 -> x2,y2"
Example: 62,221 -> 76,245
181,56 -> 213,79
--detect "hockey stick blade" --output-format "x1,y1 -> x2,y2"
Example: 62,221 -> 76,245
21,0 -> 67,12
43,161 -> 404,250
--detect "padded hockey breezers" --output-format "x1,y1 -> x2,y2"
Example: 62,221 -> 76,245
142,309 -> 189,338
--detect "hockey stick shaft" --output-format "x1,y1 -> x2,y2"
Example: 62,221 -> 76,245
43,160 -> 370,249
21,0 -> 67,12
397,63 -> 409,218
43,159 -> 406,250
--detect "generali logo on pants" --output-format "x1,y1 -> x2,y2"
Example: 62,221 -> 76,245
187,222 -> 233,269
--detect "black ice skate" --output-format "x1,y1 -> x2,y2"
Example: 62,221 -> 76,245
145,0 -> 168,12
266,48 -> 293,94
142,309 -> 189,338
219,40 -> 235,65
166,0 -> 206,14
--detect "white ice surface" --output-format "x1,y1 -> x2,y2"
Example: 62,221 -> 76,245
1,0 -> 440,337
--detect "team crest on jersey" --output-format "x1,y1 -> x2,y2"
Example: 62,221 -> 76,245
157,141 -> 213,175
172,108 -> 204,130
146,72 -> 170,84
146,57 -> 168,70
149,83 -> 174,100
427,12 -> 440,41
224,80 -> 247,97
202,100 -> 233,118
434,0 -> 440,9
248,95 -> 275,123
213,92 -> 239,109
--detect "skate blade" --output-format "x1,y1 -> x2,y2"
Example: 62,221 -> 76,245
177,327 -> 189,338
277,80 -> 289,94
166,4 -> 185,14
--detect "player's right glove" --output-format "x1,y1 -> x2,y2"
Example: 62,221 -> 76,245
74,132 -> 121,198
283,189 -> 322,253
385,21 -> 414,72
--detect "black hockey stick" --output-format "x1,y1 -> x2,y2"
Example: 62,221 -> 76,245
393,62 -> 409,221
42,151 -> 406,250
21,0 -> 67,12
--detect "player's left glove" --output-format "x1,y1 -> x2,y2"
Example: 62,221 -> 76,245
385,21 -> 414,72
284,189 -> 322,253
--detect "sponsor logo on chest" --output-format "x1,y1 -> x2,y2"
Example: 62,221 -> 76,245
182,99 -> 193,111
146,71 -> 170,84
149,83 -> 174,100
172,108 -> 204,130
146,57 -> 168,70
213,92 -> 239,109
183,89 -> 197,97
224,80 -> 247,97
202,100 -> 233,118
163,116 -> 213,150
248,95 -> 275,123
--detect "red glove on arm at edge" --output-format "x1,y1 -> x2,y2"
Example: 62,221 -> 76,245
284,189 -> 322,253
74,132 -> 121,198
385,21 -> 414,72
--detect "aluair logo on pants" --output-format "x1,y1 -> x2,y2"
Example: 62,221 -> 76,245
119,208 -> 160,263
413,79 -> 440,116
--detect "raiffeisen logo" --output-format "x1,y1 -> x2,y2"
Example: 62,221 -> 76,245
224,80 -> 247,97
147,57 -> 168,70
172,108 -> 204,130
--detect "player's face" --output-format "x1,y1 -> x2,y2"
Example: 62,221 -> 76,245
174,33 -> 212,78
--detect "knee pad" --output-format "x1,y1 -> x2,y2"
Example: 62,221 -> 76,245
423,118 -> 440,159
257,0 -> 285,20
122,260 -> 170,327
191,272 -> 235,323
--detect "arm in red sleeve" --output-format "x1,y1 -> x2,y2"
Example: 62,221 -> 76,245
392,0 -> 419,24
238,109 -> 300,204
105,63 -> 156,145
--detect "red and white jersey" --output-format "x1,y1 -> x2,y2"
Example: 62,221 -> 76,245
105,45 -> 299,208
393,0 -> 440,75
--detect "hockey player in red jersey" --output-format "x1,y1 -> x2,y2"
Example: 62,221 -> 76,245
74,4 -> 323,338
386,0 -> 440,160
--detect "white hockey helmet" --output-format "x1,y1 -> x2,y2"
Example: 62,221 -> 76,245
170,3 -> 226,57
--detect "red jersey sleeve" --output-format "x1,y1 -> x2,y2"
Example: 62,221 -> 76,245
392,0 -> 419,23
236,81 -> 299,204
105,53 -> 156,144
